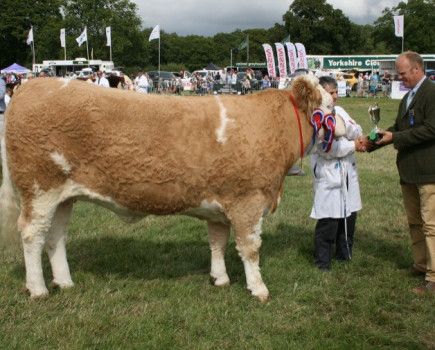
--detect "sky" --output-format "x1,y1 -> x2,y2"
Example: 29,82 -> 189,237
131,0 -> 404,37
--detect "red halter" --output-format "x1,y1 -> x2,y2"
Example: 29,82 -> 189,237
288,93 -> 304,161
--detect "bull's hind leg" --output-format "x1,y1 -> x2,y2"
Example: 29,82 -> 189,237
207,220 -> 230,287
19,203 -> 56,298
45,200 -> 74,290
230,207 -> 269,302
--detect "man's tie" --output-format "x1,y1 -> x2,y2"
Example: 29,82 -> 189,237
406,89 -> 415,109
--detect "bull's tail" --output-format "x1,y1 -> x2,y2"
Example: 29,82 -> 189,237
0,136 -> 21,250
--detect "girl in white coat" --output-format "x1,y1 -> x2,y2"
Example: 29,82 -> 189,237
310,76 -> 366,271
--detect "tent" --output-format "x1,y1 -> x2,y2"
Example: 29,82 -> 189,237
204,63 -> 222,71
1,63 -> 31,74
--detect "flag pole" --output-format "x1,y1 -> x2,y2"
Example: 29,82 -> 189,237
402,34 -> 404,53
247,35 -> 249,66
32,40 -> 35,66
158,35 -> 161,75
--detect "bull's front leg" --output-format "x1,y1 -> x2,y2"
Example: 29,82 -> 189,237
207,220 -> 230,287
232,214 -> 269,302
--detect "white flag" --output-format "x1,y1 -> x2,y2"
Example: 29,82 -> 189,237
274,43 -> 287,78
285,42 -> 298,74
60,28 -> 66,48
106,26 -> 111,46
76,27 -> 87,47
262,43 -> 276,78
149,25 -> 160,41
26,27 -> 33,45
394,15 -> 404,37
295,43 -> 308,70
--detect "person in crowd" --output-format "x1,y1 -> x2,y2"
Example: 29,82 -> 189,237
135,69 -> 149,94
310,76 -> 369,272
157,77 -> 166,94
242,76 -> 251,94
374,51 -> 435,294
38,71 -> 46,78
4,86 -> 12,107
262,75 -> 271,90
0,75 -> 6,139
382,70 -> 391,97
94,71 -> 110,87
369,71 -> 379,97
357,73 -> 364,97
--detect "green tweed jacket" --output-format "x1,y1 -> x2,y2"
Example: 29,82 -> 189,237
388,78 -> 435,184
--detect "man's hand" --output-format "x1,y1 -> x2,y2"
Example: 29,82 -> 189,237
376,130 -> 393,145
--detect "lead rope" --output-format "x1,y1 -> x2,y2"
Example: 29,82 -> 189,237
338,159 -> 351,260
288,93 -> 304,169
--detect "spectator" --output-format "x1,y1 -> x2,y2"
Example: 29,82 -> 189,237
157,77 -> 166,94
369,71 -> 379,98
375,51 -> 435,295
4,86 -> 12,107
242,76 -> 251,94
382,70 -> 391,98
0,75 -> 6,138
135,69 -> 149,94
262,75 -> 271,90
310,76 -> 369,272
94,71 -> 110,88
357,73 -> 364,97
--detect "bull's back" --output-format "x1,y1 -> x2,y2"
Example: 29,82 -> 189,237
6,79 -> 292,214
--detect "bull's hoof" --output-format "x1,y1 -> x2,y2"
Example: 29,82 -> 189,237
52,280 -> 75,289
248,286 -> 270,303
28,286 -> 49,299
210,275 -> 230,287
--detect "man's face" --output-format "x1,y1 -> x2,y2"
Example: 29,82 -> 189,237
323,84 -> 338,106
396,57 -> 422,88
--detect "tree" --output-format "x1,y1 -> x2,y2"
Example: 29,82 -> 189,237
61,0 -> 145,67
0,0 -> 64,69
373,0 -> 435,54
281,0 -> 361,55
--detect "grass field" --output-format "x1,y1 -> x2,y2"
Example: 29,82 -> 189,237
1,96 -> 434,349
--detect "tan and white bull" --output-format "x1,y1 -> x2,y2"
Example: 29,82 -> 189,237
0,75 -> 333,301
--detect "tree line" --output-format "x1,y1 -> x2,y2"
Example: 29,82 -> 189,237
0,0 -> 433,75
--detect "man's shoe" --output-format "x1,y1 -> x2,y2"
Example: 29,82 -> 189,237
411,281 -> 435,295
409,266 -> 426,277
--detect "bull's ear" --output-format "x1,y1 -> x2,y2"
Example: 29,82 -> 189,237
291,76 -> 321,116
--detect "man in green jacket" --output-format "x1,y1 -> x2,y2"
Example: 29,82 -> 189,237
377,51 -> 435,294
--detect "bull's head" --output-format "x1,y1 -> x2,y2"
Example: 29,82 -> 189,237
290,74 -> 345,154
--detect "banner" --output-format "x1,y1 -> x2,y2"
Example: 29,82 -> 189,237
76,27 -> 87,47
295,43 -> 308,70
285,42 -> 298,74
262,44 -> 276,78
106,26 -> 111,46
394,15 -> 404,37
274,43 -> 287,78
149,24 -> 160,41
60,28 -> 66,48
26,27 -> 33,45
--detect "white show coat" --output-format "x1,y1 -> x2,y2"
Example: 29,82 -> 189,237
94,76 -> 110,88
310,106 -> 362,219
135,75 -> 149,94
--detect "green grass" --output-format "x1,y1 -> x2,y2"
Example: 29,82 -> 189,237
1,96 -> 434,349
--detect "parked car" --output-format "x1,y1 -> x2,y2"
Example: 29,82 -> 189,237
426,69 -> 435,82
147,71 -> 175,87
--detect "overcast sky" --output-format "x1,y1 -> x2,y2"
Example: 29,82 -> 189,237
131,0 -> 404,37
